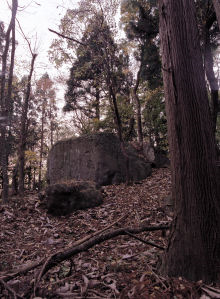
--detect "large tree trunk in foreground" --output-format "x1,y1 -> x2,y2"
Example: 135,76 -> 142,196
159,0 -> 220,282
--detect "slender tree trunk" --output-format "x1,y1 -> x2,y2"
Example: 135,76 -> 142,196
0,0 -> 18,203
109,85 -> 130,184
38,100 -> 45,190
204,27 -> 219,134
18,54 -> 37,195
95,87 -> 100,121
12,161 -> 18,195
49,100 -> 54,147
159,0 -> 220,282
33,167 -> 36,190
133,68 -> 143,151
212,0 -> 220,26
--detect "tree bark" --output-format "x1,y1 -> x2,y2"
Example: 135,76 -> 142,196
109,84 -> 130,183
133,67 -> 143,151
159,0 -> 220,282
12,161 -> 18,195
0,0 -> 18,203
212,0 -> 220,26
18,54 -> 37,195
38,99 -> 46,190
95,87 -> 100,121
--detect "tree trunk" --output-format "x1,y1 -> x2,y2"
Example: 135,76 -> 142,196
49,100 -> 54,147
133,68 -> 143,151
95,87 -> 100,121
159,0 -> 220,282
212,0 -> 220,26
109,84 -> 130,184
18,54 -> 37,195
38,100 -> 45,190
0,0 -> 18,203
12,161 -> 18,195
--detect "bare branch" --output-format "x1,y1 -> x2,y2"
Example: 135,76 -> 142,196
16,18 -> 36,56
48,28 -> 87,46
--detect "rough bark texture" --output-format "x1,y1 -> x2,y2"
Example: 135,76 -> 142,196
18,54 -> 37,195
47,133 -> 152,186
38,99 -> 46,190
133,68 -> 143,151
0,0 -> 18,203
159,0 -> 220,282
212,0 -> 220,26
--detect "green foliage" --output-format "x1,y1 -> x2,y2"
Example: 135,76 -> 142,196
142,87 -> 168,151
99,95 -> 134,139
64,13 -> 132,135
120,0 -> 162,89
49,0 -> 120,68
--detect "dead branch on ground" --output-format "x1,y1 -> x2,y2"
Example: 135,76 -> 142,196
1,223 -> 169,297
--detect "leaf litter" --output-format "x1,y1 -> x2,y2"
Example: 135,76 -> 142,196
0,168 -> 219,298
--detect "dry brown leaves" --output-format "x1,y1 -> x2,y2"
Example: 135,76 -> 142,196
0,168 -> 217,298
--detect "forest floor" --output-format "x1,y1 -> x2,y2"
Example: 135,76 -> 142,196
0,168 -> 219,298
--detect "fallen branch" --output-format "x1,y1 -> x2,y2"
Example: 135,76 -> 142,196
72,213 -> 128,247
37,225 -> 169,281
0,258 -> 45,282
0,214 -> 126,283
1,223 -> 169,295
124,230 -> 165,250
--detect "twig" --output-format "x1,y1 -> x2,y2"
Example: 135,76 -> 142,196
48,28 -> 87,46
33,256 -> 51,296
146,263 -> 168,290
0,279 -> 24,299
72,213 -> 128,247
124,230 -> 165,250
0,258 -> 45,282
16,18 -> 35,56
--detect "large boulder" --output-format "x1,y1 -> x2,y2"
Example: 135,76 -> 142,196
45,180 -> 103,216
47,133 -> 152,186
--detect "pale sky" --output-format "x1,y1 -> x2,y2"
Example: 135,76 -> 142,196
0,0 -> 79,78
0,0 -> 82,113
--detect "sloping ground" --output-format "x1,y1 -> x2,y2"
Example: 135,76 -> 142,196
0,168 -> 218,298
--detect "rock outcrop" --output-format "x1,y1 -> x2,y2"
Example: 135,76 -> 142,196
45,180 -> 103,216
47,133 -> 152,186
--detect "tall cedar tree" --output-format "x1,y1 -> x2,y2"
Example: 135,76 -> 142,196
121,0 -> 162,149
159,0 -> 220,282
18,54 -> 37,195
0,0 -> 18,203
196,0 -> 219,135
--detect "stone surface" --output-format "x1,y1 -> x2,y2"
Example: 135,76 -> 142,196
142,143 -> 155,163
154,150 -> 170,168
45,180 -> 103,216
47,133 -> 152,186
